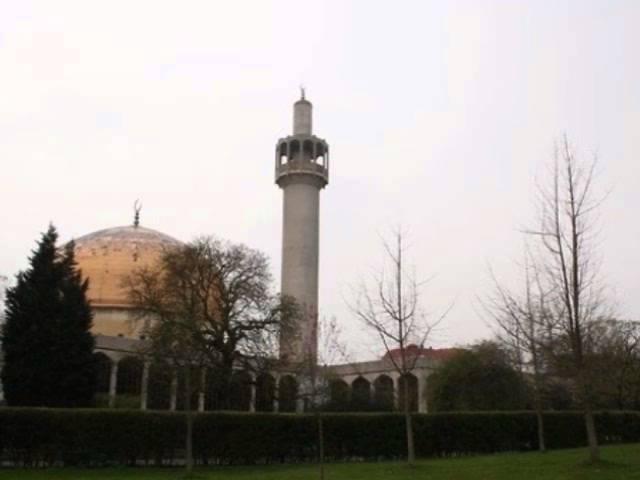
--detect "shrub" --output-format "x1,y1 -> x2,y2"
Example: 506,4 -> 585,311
0,408 -> 638,467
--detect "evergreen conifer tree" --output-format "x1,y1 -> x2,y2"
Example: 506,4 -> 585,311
1,225 -> 96,407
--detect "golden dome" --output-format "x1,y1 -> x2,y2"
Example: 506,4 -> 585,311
74,225 -> 181,309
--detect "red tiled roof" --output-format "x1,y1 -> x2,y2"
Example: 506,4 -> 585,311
382,344 -> 462,362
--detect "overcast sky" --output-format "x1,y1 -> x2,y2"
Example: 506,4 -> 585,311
1,1 -> 639,360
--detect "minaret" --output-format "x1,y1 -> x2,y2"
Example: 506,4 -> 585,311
276,90 -> 329,365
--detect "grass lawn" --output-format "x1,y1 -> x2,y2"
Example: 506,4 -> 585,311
1,443 -> 639,480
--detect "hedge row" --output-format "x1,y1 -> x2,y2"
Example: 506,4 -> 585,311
0,409 -> 638,466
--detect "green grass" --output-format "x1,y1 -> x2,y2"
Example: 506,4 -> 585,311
1,444 -> 639,480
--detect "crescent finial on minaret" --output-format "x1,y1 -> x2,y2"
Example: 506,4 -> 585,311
300,85 -> 306,100
133,199 -> 142,227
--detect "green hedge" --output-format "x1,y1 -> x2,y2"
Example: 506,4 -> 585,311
0,409 -> 638,466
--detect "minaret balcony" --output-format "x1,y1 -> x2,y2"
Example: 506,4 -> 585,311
275,135 -> 329,187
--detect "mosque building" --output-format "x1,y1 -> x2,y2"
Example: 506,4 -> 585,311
3,93 -> 457,411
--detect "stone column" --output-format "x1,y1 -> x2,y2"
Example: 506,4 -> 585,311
198,369 -> 206,413
295,375 -> 305,413
273,374 -> 280,413
169,371 -> 178,411
417,374 -> 427,413
140,361 -> 150,411
391,372 -> 400,411
249,374 -> 256,413
108,359 -> 119,408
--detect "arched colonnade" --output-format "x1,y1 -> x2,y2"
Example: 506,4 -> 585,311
94,351 -> 301,412
329,372 -> 428,413
95,351 -> 429,413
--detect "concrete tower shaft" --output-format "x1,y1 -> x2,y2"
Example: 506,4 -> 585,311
275,93 -> 329,365
293,98 -> 312,135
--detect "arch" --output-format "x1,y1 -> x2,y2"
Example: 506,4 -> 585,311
94,352 -> 112,394
204,367 -> 223,411
373,374 -> 394,411
147,361 -> 172,410
116,355 -> 143,396
316,142 -> 326,165
303,139 -> 314,161
255,373 -> 276,412
176,367 -> 200,411
279,142 -> 288,165
398,373 -> 418,412
289,140 -> 300,162
351,377 -> 371,410
278,375 -> 298,413
229,371 -> 252,411
329,379 -> 349,409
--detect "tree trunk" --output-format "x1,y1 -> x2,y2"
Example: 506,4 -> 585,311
403,379 -> 415,466
405,410 -> 415,466
584,404 -> 600,463
535,409 -> 546,453
532,362 -> 546,452
318,413 -> 325,480
578,369 -> 600,463
184,366 -> 194,476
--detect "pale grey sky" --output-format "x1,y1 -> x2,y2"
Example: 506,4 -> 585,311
1,1 -> 639,359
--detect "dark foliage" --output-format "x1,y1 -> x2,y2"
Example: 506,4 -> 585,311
0,225 -> 96,407
428,342 -> 529,411
0,409 -> 638,467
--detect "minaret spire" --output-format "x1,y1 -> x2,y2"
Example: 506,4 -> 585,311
293,90 -> 312,136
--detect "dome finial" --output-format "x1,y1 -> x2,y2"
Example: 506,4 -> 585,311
133,199 -> 142,227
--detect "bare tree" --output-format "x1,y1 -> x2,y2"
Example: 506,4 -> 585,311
127,236 -> 291,403
125,236 -> 291,475
484,250 -> 554,452
588,319 -> 640,409
349,229 -> 449,466
527,136 -> 610,463
140,314 -> 206,476
284,314 -> 350,480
